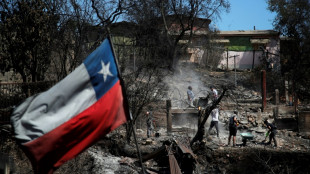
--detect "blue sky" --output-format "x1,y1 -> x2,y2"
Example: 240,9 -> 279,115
214,0 -> 276,31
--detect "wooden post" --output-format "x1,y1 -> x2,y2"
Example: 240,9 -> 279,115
285,73 -> 289,105
166,100 -> 172,134
275,89 -> 279,105
252,49 -> 255,70
257,108 -> 262,124
261,70 -> 266,111
294,92 -> 298,113
273,106 -> 279,124
234,55 -> 237,86
226,48 -> 229,70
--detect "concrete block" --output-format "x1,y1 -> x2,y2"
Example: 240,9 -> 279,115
299,111 -> 310,133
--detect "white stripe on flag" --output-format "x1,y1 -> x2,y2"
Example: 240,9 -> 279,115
11,64 -> 97,143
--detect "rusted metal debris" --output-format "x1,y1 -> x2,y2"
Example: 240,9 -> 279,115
141,139 -> 197,174
167,145 -> 182,174
174,139 -> 197,161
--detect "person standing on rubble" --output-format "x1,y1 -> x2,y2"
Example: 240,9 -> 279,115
228,111 -> 239,147
146,110 -> 154,138
264,120 -> 278,147
187,86 -> 195,107
210,86 -> 218,101
207,106 -> 220,138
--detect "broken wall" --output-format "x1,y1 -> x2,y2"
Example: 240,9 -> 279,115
299,111 -> 310,136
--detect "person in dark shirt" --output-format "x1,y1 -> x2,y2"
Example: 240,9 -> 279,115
146,111 -> 154,138
264,120 -> 277,147
228,111 -> 238,147
187,86 -> 195,107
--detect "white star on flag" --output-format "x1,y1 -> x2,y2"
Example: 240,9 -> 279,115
98,61 -> 113,82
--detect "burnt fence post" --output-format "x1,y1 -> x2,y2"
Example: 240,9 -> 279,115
166,100 -> 172,135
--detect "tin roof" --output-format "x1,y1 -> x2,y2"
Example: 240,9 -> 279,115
210,39 -> 230,43
250,39 -> 270,44
219,30 -> 279,36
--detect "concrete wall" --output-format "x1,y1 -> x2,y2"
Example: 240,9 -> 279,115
218,37 -> 280,70
219,51 -> 263,69
299,111 -> 310,134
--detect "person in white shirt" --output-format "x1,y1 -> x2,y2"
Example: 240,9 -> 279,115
207,107 -> 219,137
210,86 -> 218,101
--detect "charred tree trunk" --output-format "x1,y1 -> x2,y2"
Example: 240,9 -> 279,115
190,87 -> 227,146
196,109 -> 205,142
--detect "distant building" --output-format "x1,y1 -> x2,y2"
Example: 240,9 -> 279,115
214,30 -> 280,70
110,17 -> 212,64
159,15 -> 211,63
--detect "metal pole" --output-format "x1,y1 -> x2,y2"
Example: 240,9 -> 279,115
229,55 -> 239,87
107,35 -> 146,174
130,120 -> 146,174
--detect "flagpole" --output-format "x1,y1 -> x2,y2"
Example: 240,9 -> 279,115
107,33 -> 146,174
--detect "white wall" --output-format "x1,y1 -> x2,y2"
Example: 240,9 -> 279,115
218,38 -> 280,70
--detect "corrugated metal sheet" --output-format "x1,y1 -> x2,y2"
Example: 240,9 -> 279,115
175,140 -> 196,160
167,146 -> 182,174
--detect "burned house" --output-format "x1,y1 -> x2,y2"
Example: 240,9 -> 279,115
215,30 -> 281,70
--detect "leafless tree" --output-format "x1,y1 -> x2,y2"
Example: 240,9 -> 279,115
97,0 -> 230,142
200,27 -> 226,69
190,86 -> 227,146
125,0 -> 230,70
47,0 -> 105,81
268,0 -> 310,100
122,59 -> 168,142
0,0 -> 58,82
91,1 -> 169,142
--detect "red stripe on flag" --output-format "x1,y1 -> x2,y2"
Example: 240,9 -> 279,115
23,80 -> 128,174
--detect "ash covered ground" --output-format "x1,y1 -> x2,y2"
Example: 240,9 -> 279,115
58,63 -> 310,173
1,63 -> 310,174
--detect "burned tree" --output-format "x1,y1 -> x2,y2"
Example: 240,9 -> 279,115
125,0 -> 230,70
190,86 -> 227,146
90,0 -> 232,142
268,0 -> 310,101
0,0 -> 58,82
122,62 -> 167,142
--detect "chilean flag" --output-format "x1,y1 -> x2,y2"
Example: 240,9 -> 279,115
11,38 -> 130,174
